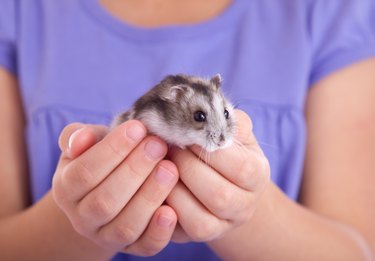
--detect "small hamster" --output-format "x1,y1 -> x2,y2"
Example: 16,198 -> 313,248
112,74 -> 235,152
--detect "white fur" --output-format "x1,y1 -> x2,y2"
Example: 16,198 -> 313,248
138,109 -> 200,148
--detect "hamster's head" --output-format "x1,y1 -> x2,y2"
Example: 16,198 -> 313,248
159,74 -> 236,152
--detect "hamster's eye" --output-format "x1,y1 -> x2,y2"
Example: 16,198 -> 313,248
224,109 -> 229,119
194,111 -> 206,122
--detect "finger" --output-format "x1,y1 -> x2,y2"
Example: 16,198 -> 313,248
59,123 -> 109,159
189,143 -> 269,192
53,123 -> 111,210
167,181 -> 229,242
76,137 -> 169,228
169,148 -> 251,221
59,120 -> 147,202
123,205 -> 177,257
171,223 -> 191,243
189,109 -> 269,191
58,122 -> 85,152
97,161 -> 178,248
232,109 -> 256,146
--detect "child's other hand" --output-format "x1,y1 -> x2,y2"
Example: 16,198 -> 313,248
167,110 -> 270,243
52,121 -> 179,256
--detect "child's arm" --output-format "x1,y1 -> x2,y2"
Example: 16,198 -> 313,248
0,68 -> 114,260
0,68 -> 179,259
168,59 -> 375,260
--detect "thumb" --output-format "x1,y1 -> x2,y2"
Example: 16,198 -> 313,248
234,109 -> 256,146
58,123 -> 109,159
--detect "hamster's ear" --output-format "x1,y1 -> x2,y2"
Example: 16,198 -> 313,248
161,85 -> 193,102
210,74 -> 222,89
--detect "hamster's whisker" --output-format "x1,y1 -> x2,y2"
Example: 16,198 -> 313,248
233,125 -> 240,136
198,146 -> 211,167
204,150 -> 209,165
198,147 -> 205,162
233,138 -> 247,154
256,140 -> 277,150
232,125 -> 277,151
207,150 -> 212,166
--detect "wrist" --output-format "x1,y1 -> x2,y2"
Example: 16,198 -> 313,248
1,191 -> 116,260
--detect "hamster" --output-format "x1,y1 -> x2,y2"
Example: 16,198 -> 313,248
112,74 -> 235,152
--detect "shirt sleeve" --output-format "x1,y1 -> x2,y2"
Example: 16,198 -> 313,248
0,0 -> 17,75
308,0 -> 375,85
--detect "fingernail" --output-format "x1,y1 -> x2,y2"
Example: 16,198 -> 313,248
145,140 -> 166,160
157,213 -> 174,228
126,123 -> 146,142
154,166 -> 176,186
68,128 -> 84,153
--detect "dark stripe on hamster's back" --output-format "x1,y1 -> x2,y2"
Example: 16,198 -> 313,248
161,75 -> 190,87
163,74 -> 214,103
133,94 -> 174,121
191,83 -> 211,98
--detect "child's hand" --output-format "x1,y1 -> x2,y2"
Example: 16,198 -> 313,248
52,120 -> 179,256
167,110 -> 270,243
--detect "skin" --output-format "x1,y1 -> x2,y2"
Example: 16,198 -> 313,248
1,1 -> 375,259
99,0 -> 233,27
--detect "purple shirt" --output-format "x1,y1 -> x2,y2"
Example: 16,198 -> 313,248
1,0 -> 375,260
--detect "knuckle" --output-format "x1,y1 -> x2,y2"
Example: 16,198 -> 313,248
190,218 -> 219,242
233,195 -> 256,225
236,150 -> 270,190
123,163 -> 145,181
212,187 -> 233,215
238,154 -> 255,175
102,136 -> 129,160
70,218 -> 92,238
234,208 -> 254,226
52,175 -> 65,205
81,195 -> 113,221
139,189 -> 161,207
235,155 -> 255,184
138,243 -> 164,257
112,224 -> 139,245
52,184 -> 69,209
178,158 -> 197,179
63,160 -> 96,189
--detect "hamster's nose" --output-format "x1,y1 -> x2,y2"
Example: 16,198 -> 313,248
217,133 -> 225,146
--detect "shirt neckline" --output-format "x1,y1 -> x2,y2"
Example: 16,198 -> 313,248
79,0 -> 245,42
